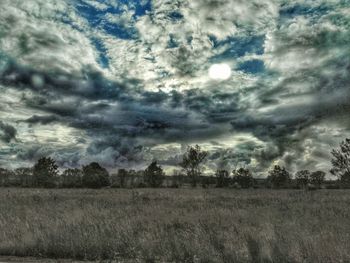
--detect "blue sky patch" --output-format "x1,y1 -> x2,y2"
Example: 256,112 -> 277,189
279,4 -> 330,21
209,35 -> 265,63
75,0 -> 152,39
237,59 -> 265,75
102,23 -> 137,40
134,0 -> 152,17
91,38 -> 109,68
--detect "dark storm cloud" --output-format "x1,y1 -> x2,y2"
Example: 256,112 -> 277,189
2,43 -> 349,171
0,56 -> 236,142
1,0 -> 350,173
230,79 -> 350,169
182,88 -> 242,123
24,115 -> 60,125
231,1 -> 350,171
16,145 -> 54,162
0,57 -> 233,168
0,61 -> 128,100
229,60 -> 350,169
208,143 -> 256,169
15,143 -> 83,168
0,121 -> 17,143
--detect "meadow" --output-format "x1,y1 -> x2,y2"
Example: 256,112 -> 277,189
0,188 -> 350,263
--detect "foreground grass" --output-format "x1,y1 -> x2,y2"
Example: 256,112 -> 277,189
0,189 -> 349,262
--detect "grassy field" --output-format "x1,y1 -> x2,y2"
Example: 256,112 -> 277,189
0,188 -> 350,263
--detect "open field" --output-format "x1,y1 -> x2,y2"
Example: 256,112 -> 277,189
0,189 -> 350,263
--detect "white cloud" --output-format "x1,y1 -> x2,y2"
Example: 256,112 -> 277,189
0,0 -> 103,76
81,0 -> 110,11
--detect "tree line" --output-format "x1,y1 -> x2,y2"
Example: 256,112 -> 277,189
1,138 -> 350,189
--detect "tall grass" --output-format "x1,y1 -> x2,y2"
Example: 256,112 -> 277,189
0,189 -> 349,262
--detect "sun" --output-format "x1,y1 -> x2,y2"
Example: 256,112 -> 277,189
209,63 -> 232,80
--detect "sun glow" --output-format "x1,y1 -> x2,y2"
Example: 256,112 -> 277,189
209,63 -> 232,80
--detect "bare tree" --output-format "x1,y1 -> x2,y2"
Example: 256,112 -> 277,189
180,145 -> 208,187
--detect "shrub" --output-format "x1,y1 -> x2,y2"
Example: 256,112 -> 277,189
33,157 -> 58,188
215,169 -> 230,188
15,167 -> 34,187
0,168 -> 12,187
310,171 -> 325,188
61,168 -> 83,188
144,161 -> 165,188
82,162 -> 110,188
267,165 -> 291,189
233,168 -> 254,188
295,170 -> 310,189
117,168 -> 128,188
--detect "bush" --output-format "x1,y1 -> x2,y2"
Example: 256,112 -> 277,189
61,168 -> 83,188
144,161 -> 164,188
33,157 -> 58,188
267,165 -> 291,189
233,168 -> 254,188
295,170 -> 310,189
117,168 -> 128,188
15,167 -> 34,187
201,176 -> 213,188
310,171 -> 325,188
82,162 -> 110,188
215,170 -> 230,188
0,168 -> 12,187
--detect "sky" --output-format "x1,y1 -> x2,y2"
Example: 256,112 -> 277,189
0,0 -> 349,176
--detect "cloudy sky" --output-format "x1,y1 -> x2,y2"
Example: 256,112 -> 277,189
0,0 -> 349,176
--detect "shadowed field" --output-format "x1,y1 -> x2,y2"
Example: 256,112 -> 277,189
0,189 -> 349,262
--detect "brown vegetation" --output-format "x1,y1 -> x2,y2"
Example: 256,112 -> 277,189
0,188 -> 350,262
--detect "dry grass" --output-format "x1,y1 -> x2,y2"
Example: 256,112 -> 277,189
0,188 -> 350,262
